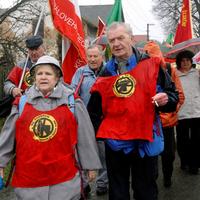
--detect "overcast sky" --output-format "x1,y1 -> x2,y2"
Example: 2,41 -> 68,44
0,0 -> 165,42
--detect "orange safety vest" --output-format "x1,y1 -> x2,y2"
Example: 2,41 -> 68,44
12,103 -> 78,187
160,66 -> 185,127
91,57 -> 161,141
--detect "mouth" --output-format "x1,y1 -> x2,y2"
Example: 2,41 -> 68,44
40,82 -> 48,85
114,48 -> 123,52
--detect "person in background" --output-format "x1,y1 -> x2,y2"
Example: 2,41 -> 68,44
71,44 -> 108,197
87,22 -> 179,200
144,41 -> 185,187
0,55 -> 101,200
4,35 -> 45,97
175,50 -> 200,175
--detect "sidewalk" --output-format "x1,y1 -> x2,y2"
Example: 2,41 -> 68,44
1,155 -> 200,200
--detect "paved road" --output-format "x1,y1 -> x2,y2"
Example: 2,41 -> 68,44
1,155 -> 200,200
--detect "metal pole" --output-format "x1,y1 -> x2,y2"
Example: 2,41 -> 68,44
147,23 -> 155,41
18,5 -> 46,89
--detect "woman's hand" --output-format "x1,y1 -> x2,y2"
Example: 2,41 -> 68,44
0,168 -> 4,178
87,170 -> 97,182
0,168 -> 4,190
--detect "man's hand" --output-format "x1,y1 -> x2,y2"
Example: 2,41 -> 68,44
152,92 -> 168,107
12,87 -> 23,97
87,170 -> 97,182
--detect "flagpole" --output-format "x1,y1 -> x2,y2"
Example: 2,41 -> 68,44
18,5 -> 46,89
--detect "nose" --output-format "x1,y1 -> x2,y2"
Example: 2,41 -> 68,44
112,39 -> 120,47
40,73 -> 47,79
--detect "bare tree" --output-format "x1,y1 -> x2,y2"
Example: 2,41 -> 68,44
0,0 -> 47,98
152,0 -> 200,37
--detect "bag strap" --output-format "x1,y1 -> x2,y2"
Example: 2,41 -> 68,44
19,93 -> 75,115
68,94 -> 75,114
74,74 -> 84,98
19,95 -> 27,115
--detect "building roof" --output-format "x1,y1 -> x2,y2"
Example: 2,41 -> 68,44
133,35 -> 148,44
80,5 -> 113,28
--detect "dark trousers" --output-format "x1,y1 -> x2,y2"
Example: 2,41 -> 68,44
105,144 -> 158,200
176,118 -> 200,168
161,127 -> 176,179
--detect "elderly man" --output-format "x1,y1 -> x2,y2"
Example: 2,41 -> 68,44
4,35 -> 45,97
71,44 -> 108,197
87,22 -> 179,200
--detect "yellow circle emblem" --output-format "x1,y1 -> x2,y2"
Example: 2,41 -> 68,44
113,74 -> 136,97
24,71 -> 34,87
29,114 -> 58,142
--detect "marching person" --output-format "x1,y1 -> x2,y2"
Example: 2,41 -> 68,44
0,55 -> 101,200
71,44 -> 108,197
176,50 -> 200,174
4,35 -> 45,97
144,41 -> 185,187
87,22 -> 179,200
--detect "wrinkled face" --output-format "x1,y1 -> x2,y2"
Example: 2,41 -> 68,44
28,45 -> 45,63
87,47 -> 103,70
180,58 -> 192,71
35,65 -> 59,96
107,26 -> 133,59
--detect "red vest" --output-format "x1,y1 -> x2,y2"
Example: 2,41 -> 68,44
7,66 -> 33,90
12,103 -> 78,187
91,57 -> 160,141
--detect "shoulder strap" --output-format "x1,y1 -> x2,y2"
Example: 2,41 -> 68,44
19,95 -> 27,115
74,74 -> 84,98
68,94 -> 75,114
19,94 -> 75,115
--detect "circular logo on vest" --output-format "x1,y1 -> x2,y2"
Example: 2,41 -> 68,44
29,114 -> 58,142
113,74 -> 136,97
24,71 -> 34,87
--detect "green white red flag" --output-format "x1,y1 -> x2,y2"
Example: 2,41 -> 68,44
49,0 -> 87,83
174,0 -> 193,45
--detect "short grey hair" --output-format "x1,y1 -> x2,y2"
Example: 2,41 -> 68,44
106,22 -> 133,36
86,44 -> 104,56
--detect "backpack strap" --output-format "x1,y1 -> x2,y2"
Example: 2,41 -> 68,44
19,94 -> 75,115
68,94 -> 75,114
19,95 -> 27,115
74,74 -> 84,98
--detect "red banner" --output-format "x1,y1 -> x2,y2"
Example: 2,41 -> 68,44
49,0 -> 87,83
174,0 -> 193,45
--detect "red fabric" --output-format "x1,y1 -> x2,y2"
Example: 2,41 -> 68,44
7,66 -> 29,90
49,0 -> 87,83
96,17 -> 106,50
96,16 -> 106,37
91,57 -> 160,141
174,0 -> 193,45
12,104 -> 78,187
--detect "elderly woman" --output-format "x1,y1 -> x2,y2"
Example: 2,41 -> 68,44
176,50 -> 200,174
0,55 -> 101,200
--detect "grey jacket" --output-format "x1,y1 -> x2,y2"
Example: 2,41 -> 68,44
177,68 -> 200,120
71,65 -> 104,106
0,81 -> 101,200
